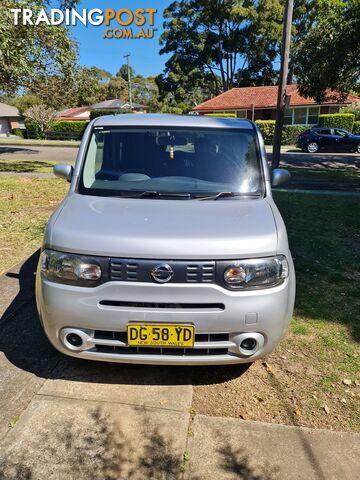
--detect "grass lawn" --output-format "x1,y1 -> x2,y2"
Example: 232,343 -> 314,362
0,159 -> 74,174
0,176 -> 68,273
194,192 -> 360,432
287,166 -> 360,189
0,176 -> 359,431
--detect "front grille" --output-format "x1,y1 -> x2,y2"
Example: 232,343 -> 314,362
99,300 -> 225,310
186,263 -> 215,283
94,345 -> 228,356
92,330 -> 230,356
110,260 -> 138,281
109,258 -> 216,284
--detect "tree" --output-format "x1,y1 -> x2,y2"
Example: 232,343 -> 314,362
0,0 -> 79,93
117,64 -> 135,82
24,105 -> 56,138
296,0 -> 360,102
107,75 -> 129,101
76,67 -> 112,105
159,0 -> 283,98
14,95 -> 42,115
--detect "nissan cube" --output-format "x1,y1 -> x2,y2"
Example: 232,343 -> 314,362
36,114 -> 295,365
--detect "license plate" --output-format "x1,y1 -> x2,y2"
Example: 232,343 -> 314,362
127,323 -> 194,347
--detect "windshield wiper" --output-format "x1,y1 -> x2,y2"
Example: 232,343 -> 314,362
116,191 -> 192,199
197,192 -> 261,200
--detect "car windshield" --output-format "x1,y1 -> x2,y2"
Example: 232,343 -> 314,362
78,126 -> 264,198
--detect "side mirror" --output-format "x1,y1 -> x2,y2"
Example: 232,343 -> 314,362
53,164 -> 73,182
272,168 -> 291,187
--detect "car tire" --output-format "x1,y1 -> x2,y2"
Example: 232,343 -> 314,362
306,141 -> 319,153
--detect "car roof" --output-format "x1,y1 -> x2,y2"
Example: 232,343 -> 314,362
93,113 -> 255,130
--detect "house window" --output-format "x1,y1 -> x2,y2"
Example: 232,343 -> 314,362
308,107 -> 320,124
283,106 -> 320,125
236,110 -> 247,118
284,109 -> 293,125
294,107 -> 307,125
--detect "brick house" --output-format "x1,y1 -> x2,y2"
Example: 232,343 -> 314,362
193,85 -> 360,126
0,103 -> 21,134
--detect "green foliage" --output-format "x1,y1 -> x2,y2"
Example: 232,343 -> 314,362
51,121 -> 87,134
340,103 -> 360,121
255,120 -> 275,143
352,121 -> 360,135
297,0 -> 360,102
282,126 -> 310,145
160,105 -> 183,115
204,113 -> 236,118
318,114 -> 355,132
0,1 -> 78,93
12,128 -> 25,138
255,120 -> 309,145
89,109 -> 132,120
160,0 -> 283,97
14,95 -> 42,115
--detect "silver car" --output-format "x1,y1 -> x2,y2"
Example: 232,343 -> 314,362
36,114 -> 295,365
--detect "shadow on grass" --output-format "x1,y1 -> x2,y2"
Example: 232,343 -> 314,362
0,146 -> 38,156
0,251 -> 249,387
0,160 -> 54,173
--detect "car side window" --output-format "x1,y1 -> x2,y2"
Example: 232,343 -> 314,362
334,129 -> 347,136
317,129 -> 331,136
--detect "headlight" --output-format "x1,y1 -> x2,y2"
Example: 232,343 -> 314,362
223,255 -> 289,290
40,249 -> 103,286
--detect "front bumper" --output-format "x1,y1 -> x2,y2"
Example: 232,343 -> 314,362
36,270 -> 295,365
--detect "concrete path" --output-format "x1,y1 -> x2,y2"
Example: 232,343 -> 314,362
0,254 -> 359,479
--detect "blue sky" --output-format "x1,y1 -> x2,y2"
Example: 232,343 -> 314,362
71,0 -> 170,77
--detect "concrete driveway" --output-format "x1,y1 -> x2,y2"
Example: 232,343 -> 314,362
0,253 -> 360,479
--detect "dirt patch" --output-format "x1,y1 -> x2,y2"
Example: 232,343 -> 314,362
192,329 -> 360,432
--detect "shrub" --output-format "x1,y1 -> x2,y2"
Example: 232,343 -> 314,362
12,128 -> 25,138
340,103 -> 360,121
255,120 -> 309,145
90,109 -> 132,120
204,113 -> 237,118
282,125 -> 310,144
255,120 -> 275,143
353,121 -> 360,135
44,121 -> 88,140
318,113 -> 355,132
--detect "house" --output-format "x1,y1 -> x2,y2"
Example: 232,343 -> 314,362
0,103 -> 21,134
193,85 -> 360,126
56,99 -> 148,121
56,106 -> 92,121
91,99 -> 147,113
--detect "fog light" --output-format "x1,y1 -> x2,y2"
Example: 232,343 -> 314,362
240,338 -> 257,351
66,333 -> 83,347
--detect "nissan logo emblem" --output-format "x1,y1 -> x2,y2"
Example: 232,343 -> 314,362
151,264 -> 174,283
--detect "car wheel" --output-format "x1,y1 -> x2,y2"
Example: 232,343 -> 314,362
357,144 -> 360,154
306,142 -> 319,153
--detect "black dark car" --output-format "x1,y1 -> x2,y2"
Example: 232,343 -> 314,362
296,127 -> 360,153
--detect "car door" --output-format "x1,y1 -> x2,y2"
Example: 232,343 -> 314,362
333,129 -> 353,152
315,129 -> 333,151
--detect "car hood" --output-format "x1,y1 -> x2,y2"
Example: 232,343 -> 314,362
49,193 -> 278,259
